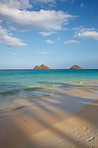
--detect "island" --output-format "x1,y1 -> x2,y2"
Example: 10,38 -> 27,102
70,65 -> 83,69
33,64 -> 50,69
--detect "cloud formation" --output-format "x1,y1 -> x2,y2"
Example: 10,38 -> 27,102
35,51 -> 48,55
80,3 -> 84,8
57,37 -> 60,40
45,39 -> 55,44
0,0 -> 32,9
10,52 -> 16,56
0,3 -> 76,31
32,0 -> 71,5
33,0 -> 55,4
35,51 -> 56,54
75,28 -> 98,40
39,31 -> 56,36
0,26 -> 26,47
64,40 -> 80,45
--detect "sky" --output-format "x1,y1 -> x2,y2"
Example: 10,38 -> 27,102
0,0 -> 98,69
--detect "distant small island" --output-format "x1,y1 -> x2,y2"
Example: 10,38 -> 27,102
70,65 -> 83,69
33,64 -> 83,69
33,64 -> 50,69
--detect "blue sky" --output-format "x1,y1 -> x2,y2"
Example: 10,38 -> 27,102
0,0 -> 98,69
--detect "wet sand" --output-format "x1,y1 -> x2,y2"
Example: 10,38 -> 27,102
0,90 -> 98,148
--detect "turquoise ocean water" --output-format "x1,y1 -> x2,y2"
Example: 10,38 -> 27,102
0,69 -> 98,117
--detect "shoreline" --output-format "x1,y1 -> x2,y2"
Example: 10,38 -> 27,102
0,79 -> 98,118
0,90 -> 98,148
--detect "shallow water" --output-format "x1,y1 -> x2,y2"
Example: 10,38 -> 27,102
0,69 -> 98,118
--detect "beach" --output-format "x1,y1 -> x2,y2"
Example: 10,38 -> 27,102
0,85 -> 98,148
0,0 -> 98,147
0,69 -> 98,148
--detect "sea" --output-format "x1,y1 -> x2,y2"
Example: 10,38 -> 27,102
0,69 -> 98,118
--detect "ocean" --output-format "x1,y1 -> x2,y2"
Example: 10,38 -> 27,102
0,69 -> 98,118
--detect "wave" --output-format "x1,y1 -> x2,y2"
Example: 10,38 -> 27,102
0,85 -> 44,96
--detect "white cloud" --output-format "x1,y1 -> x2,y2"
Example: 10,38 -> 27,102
35,51 -> 48,55
64,40 -> 80,45
0,0 -> 32,9
32,0 -> 72,5
35,51 -> 56,54
0,20 -> 8,28
71,0 -> 75,3
39,31 -> 56,36
31,0 -> 56,8
0,3 -> 76,31
33,0 -> 55,4
0,26 -> 26,47
75,28 -> 98,40
73,26 -> 83,31
57,37 -> 60,40
80,3 -> 84,8
10,52 -> 16,56
45,39 -> 55,44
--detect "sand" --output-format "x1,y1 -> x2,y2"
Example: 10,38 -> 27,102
0,90 -> 98,148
